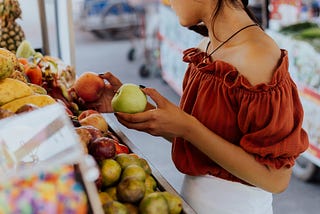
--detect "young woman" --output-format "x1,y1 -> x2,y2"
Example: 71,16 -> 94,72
88,0 -> 309,213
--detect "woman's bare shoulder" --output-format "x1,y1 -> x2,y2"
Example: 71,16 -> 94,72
236,34 -> 282,86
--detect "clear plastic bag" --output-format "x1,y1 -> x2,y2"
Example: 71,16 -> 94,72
0,104 -> 103,214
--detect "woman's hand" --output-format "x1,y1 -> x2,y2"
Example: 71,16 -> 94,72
85,72 -> 122,112
114,87 -> 194,140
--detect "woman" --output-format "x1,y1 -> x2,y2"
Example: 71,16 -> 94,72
88,0 -> 309,213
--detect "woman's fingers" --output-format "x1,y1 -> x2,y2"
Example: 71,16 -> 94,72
99,72 -> 122,86
115,111 -> 159,135
115,111 -> 153,123
142,88 -> 170,108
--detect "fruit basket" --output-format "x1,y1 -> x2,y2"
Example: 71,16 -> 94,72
102,114 -> 197,214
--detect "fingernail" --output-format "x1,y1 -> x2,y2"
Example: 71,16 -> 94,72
139,84 -> 146,89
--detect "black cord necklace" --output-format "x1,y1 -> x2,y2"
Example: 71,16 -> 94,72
204,23 -> 259,62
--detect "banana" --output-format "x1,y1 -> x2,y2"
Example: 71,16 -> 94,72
1,94 -> 56,113
27,83 -> 47,95
0,78 -> 34,105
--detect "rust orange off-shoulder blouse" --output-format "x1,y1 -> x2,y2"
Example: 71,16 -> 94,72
172,48 -> 309,184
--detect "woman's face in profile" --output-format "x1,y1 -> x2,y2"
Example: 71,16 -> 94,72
170,0 -> 210,28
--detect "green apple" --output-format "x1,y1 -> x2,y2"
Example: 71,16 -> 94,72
111,83 -> 147,113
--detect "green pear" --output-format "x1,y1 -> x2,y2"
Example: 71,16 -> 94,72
145,175 -> 157,192
111,83 -> 147,114
117,177 -> 146,203
121,164 -> 146,182
139,192 -> 169,214
103,201 -> 129,214
115,153 -> 141,170
161,192 -> 183,214
144,175 -> 157,197
139,157 -> 152,175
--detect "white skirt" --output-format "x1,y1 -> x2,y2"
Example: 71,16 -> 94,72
180,175 -> 273,214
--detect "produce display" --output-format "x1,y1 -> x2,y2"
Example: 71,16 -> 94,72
269,23 -> 320,177
0,41 -> 186,214
279,21 -> 320,52
74,109 -> 183,214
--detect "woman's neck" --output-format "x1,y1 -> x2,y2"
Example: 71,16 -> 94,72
204,7 -> 254,45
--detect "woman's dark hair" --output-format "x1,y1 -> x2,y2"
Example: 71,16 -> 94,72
188,0 -> 260,37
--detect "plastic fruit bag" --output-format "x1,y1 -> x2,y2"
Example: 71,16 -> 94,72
0,104 -> 103,214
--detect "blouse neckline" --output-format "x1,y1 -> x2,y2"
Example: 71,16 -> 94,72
183,48 -> 289,92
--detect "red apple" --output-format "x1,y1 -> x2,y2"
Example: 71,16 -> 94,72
104,130 -> 120,142
78,109 -> 100,121
114,142 -> 130,154
73,72 -> 105,102
80,125 -> 103,142
79,113 -> 108,133
88,137 -> 117,162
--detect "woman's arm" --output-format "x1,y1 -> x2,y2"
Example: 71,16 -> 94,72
184,115 -> 292,194
115,88 -> 292,194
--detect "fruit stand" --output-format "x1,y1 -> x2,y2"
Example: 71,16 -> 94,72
0,103 -> 196,213
0,0 -> 198,211
105,114 -> 196,214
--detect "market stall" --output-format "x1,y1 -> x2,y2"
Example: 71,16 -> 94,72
1,0 -> 320,212
0,103 -> 196,213
0,1 -> 196,213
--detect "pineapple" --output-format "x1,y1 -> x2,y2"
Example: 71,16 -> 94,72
0,0 -> 25,53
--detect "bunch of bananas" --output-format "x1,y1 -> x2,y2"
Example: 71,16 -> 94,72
0,40 -> 82,117
0,48 -> 56,114
0,77 -> 55,113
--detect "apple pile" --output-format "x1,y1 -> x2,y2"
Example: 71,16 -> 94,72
73,110 -> 183,214
95,154 -> 183,214
74,109 -> 130,159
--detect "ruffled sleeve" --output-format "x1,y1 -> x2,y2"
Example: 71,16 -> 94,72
237,55 -> 309,169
